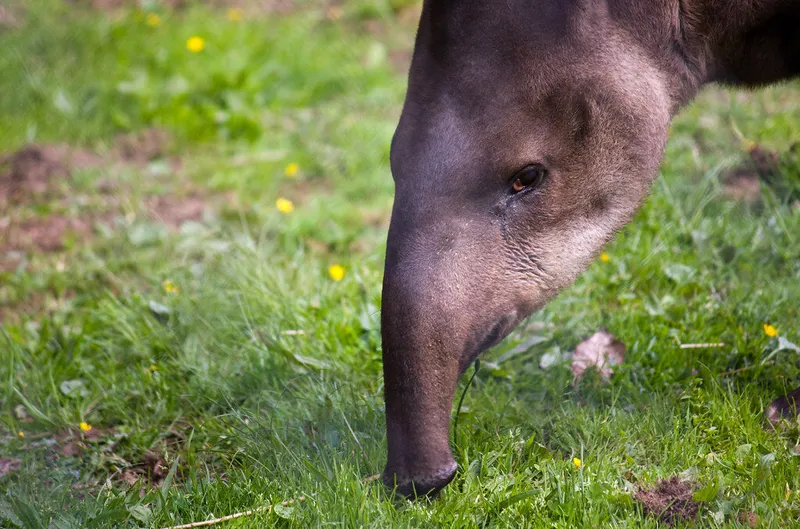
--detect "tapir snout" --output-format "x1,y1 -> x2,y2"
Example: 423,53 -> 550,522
381,0 -> 800,497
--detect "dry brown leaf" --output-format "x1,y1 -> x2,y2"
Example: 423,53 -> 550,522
570,330 -> 625,381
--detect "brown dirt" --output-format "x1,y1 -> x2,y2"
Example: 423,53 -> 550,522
634,477 -> 699,526
0,128 -> 173,209
1,215 -> 95,253
0,128 -> 193,262
146,193 -> 208,228
722,145 -> 782,202
0,144 -> 101,206
68,0 -> 188,10
0,457 -> 22,478
112,127 -> 171,165
68,0 -> 295,14
0,3 -> 22,28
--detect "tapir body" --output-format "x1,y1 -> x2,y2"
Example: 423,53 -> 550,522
381,0 -> 800,496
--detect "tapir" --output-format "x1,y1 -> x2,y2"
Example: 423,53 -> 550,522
381,0 -> 800,496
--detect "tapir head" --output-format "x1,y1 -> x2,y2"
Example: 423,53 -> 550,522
381,1 -> 677,496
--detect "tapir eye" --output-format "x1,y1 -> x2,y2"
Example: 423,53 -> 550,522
510,164 -> 547,193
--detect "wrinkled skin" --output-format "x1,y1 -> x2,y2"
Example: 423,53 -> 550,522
381,0 -> 800,497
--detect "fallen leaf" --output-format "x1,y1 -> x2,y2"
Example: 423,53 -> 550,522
737,511 -> 759,528
570,330 -> 626,381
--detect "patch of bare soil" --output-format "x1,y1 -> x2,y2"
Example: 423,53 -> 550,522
1,215 -> 95,253
68,0 -> 187,10
0,128 -> 191,262
68,0 -> 295,14
0,457 -> 22,478
146,193 -> 207,229
722,145 -> 782,202
0,3 -> 23,28
634,477 -> 699,526
0,144 -> 101,207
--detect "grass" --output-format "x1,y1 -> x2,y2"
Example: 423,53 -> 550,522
1,1 -> 800,527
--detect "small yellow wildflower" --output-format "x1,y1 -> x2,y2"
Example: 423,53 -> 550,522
600,252 -> 610,263
764,323 -> 779,337
284,162 -> 299,178
162,279 -> 179,295
146,364 -> 158,373
328,264 -> 345,281
146,13 -> 161,27
79,422 -> 92,432
572,457 -> 582,469
276,197 -> 295,214
226,8 -> 243,21
186,36 -> 205,53
17,431 -> 24,438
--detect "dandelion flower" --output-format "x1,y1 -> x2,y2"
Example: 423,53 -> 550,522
572,457 -> 582,469
284,162 -> 299,178
79,422 -> 92,432
146,13 -> 161,27
226,8 -> 243,21
276,197 -> 294,214
764,323 -> 778,337
17,431 -> 24,438
600,252 -> 610,263
162,279 -> 179,294
186,36 -> 205,53
328,264 -> 345,281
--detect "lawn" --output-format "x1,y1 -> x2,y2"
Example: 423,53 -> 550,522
1,1 -> 800,527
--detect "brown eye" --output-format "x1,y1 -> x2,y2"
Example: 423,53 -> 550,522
511,164 -> 547,193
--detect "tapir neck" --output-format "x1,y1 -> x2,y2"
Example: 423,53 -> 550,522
610,0 -> 800,114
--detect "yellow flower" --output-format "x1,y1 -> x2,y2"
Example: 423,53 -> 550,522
79,422 -> 92,432
600,252 -> 610,263
572,457 -> 582,469
764,323 -> 779,337
146,13 -> 161,27
276,197 -> 294,214
328,264 -> 345,281
284,162 -> 299,178
162,279 -> 179,295
17,431 -> 24,438
186,36 -> 205,53
226,8 -> 243,21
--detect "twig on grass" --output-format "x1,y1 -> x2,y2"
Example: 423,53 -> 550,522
679,343 -> 726,349
158,495 -> 307,529
720,361 -> 774,377
158,505 -> 272,529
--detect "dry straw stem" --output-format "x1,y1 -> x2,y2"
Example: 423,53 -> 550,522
158,505 -> 272,529
159,477 -> 382,528
679,343 -> 726,349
